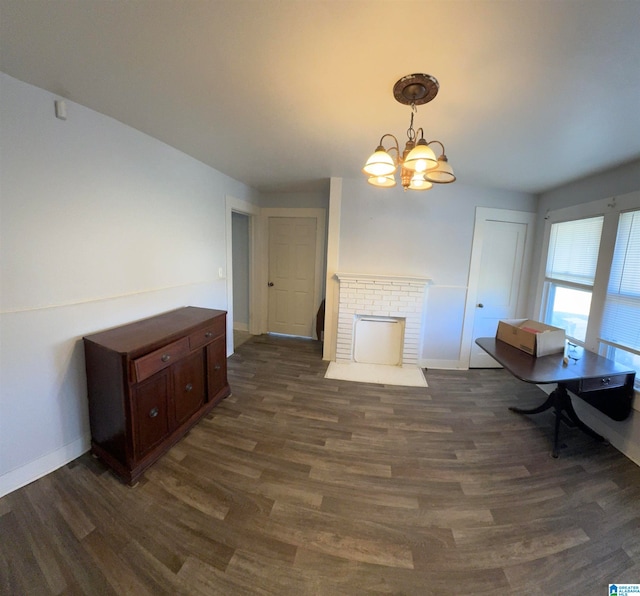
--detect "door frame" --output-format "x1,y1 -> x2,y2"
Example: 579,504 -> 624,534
460,207 -> 536,367
225,196 -> 261,356
261,208 -> 326,339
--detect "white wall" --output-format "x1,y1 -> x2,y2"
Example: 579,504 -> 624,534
328,177 -> 537,367
260,189 -> 329,210
530,159 -> 640,291
0,74 -> 260,496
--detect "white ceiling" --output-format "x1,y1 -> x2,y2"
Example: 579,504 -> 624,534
2,0 -> 639,194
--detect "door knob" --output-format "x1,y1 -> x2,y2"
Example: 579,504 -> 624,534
477,303 -> 484,308
268,282 -> 274,287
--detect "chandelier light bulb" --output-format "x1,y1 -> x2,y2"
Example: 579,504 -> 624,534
403,139 -> 437,173
408,173 -> 433,191
368,174 -> 396,188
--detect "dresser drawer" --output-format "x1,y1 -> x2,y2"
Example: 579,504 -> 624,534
579,374 -> 628,393
188,317 -> 225,351
133,337 -> 190,382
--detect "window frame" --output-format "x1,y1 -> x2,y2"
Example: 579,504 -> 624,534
541,281 -> 593,344
534,191 -> 640,391
541,215 -> 605,344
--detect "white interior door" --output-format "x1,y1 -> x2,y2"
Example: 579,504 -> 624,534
268,217 -> 317,337
466,209 -> 536,367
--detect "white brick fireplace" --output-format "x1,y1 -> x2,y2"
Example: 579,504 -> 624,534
334,273 -> 431,367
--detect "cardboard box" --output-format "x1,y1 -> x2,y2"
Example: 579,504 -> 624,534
496,319 -> 566,357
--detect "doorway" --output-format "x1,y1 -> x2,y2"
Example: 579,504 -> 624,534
225,196 -> 260,356
461,208 -> 536,368
231,212 -> 252,349
226,203 -> 326,349
267,216 -> 317,337
260,208 -> 326,341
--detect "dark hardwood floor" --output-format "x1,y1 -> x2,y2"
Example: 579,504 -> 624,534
2,334 -> 640,595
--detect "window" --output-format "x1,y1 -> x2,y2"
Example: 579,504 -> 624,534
543,217 -> 603,343
538,193 -> 640,390
600,209 -> 640,376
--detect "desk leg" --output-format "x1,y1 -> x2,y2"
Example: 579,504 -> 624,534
509,391 -> 555,416
510,383 -> 605,458
558,388 -> 605,441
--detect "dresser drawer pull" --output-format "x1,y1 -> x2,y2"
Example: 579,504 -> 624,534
214,364 -> 221,371
185,383 -> 193,392
161,354 -> 171,363
149,407 -> 159,418
601,377 -> 610,386
205,331 -> 213,338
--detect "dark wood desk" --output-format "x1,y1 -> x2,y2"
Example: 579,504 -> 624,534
475,337 -> 636,457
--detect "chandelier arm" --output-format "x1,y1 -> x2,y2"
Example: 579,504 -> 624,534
387,147 -> 400,162
379,134 -> 400,160
379,133 -> 399,147
427,140 -> 445,156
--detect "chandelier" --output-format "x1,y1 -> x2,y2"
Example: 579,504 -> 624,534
363,74 -> 455,191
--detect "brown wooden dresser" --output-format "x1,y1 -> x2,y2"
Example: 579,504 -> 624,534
83,306 -> 230,484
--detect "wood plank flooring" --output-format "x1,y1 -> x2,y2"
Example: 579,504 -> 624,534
2,334 -> 640,594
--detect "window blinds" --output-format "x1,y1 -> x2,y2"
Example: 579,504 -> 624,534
546,217 -> 604,285
601,210 -> 640,351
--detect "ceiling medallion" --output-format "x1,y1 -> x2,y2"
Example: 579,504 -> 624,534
363,73 -> 455,191
392,73 -> 439,106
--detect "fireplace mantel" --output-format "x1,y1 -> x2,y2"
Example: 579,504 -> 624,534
335,272 -> 432,285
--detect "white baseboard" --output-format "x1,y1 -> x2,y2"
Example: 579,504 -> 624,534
420,358 -> 467,370
537,384 -> 640,467
0,434 -> 90,498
